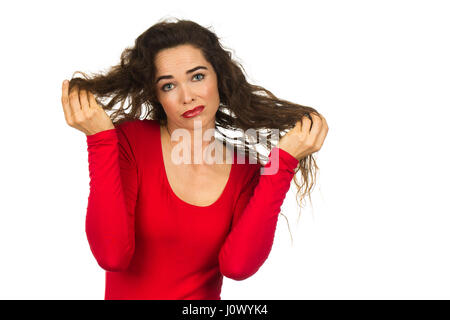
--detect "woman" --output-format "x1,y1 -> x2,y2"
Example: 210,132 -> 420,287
60,18 -> 328,300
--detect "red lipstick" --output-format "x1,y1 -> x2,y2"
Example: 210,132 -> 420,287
182,105 -> 205,118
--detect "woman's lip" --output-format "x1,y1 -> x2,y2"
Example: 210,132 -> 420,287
182,105 -> 205,118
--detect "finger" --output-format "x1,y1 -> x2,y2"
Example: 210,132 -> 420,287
87,91 -> 99,109
300,114 -> 312,135
61,80 -> 72,122
289,120 -> 302,133
79,89 -> 90,111
314,114 -> 329,149
68,84 -> 83,116
308,113 -> 323,139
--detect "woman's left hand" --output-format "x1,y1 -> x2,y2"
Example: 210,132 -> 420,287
277,113 -> 329,161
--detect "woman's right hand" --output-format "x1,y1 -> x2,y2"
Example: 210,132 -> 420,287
277,113 -> 328,161
61,80 -> 115,136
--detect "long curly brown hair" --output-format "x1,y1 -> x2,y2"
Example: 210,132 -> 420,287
69,17 -> 321,243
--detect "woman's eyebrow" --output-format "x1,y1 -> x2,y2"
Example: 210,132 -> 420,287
156,66 -> 208,84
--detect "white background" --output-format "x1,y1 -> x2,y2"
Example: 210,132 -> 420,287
0,0 -> 449,299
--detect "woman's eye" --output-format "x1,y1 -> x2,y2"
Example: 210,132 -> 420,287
193,73 -> 205,81
161,73 -> 205,92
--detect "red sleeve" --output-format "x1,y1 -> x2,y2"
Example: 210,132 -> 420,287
218,147 -> 299,280
85,124 -> 138,272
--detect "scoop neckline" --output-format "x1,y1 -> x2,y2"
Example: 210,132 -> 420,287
158,124 -> 235,209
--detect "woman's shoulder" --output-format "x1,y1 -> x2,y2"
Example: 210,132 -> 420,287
114,118 -> 161,156
115,118 -> 160,138
232,148 -> 262,185
116,118 -> 159,131
140,118 -> 160,129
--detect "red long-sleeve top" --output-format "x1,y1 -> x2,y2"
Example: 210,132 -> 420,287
85,119 -> 299,300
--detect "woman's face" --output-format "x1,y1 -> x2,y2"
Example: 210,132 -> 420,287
154,44 -> 220,131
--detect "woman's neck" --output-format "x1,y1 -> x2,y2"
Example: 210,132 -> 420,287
162,119 -> 225,165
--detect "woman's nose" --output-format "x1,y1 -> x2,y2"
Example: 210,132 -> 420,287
180,83 -> 194,104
